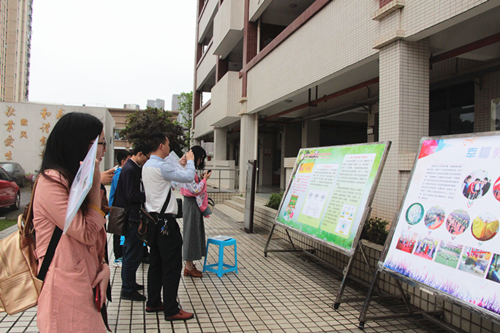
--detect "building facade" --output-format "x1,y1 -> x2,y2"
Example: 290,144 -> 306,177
0,0 -> 33,102
146,98 -> 165,109
192,0 -> 500,222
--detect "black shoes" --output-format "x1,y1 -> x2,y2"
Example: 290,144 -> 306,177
135,283 -> 144,291
121,290 -> 146,302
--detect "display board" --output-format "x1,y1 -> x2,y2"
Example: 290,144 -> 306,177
382,134 -> 500,321
274,142 -> 390,256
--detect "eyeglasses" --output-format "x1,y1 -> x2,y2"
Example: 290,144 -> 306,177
97,139 -> 107,149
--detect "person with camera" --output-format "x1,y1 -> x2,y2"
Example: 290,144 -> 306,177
142,132 -> 196,321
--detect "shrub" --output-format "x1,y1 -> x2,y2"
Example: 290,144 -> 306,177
266,192 -> 284,210
361,217 -> 389,246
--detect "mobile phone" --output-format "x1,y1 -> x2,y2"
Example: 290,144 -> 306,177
207,170 -> 212,173
94,284 -> 101,312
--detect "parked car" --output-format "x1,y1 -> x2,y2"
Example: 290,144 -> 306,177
0,162 -> 26,187
0,167 -> 20,210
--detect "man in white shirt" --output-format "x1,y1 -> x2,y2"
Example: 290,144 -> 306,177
142,132 -> 196,321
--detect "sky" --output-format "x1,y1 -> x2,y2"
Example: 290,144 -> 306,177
29,1 -> 197,110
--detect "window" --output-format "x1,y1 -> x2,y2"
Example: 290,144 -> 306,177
0,169 -> 9,180
429,82 -> 475,136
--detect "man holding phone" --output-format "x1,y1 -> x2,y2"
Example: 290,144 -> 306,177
142,132 -> 196,321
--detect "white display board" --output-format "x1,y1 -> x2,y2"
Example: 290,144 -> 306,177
382,134 -> 500,320
64,136 -> 98,234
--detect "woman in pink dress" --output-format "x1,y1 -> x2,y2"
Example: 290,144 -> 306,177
33,112 -> 110,332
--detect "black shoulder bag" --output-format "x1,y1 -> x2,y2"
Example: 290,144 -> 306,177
138,190 -> 171,246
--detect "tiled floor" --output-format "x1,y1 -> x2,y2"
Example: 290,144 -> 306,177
0,204 -> 436,333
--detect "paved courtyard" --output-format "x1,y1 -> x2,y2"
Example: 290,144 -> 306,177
0,203 -> 438,333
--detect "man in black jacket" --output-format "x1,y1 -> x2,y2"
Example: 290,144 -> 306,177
113,143 -> 151,302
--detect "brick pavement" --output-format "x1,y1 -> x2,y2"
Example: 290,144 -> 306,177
0,204 -> 434,333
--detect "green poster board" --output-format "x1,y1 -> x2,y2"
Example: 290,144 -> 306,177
274,142 -> 391,256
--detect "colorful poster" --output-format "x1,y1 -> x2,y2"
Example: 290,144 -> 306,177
383,135 -> 500,319
276,143 -> 389,255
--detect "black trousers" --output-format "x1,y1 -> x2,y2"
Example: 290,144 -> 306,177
113,234 -> 123,259
147,214 -> 183,317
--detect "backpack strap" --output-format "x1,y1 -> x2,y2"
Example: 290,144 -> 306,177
26,176 -> 63,281
37,227 -> 62,281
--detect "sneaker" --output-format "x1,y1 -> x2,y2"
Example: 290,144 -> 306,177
165,309 -> 194,321
146,302 -> 164,313
120,290 -> 146,302
135,283 -> 144,291
112,258 -> 122,268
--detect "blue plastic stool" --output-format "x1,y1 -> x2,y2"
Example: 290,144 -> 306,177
203,237 -> 238,278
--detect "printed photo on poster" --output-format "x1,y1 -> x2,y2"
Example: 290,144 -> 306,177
395,230 -> 418,254
435,240 -> 463,269
487,254 -> 500,283
445,209 -> 470,237
413,235 -> 439,261
424,205 -> 446,230
458,246 -> 492,278
492,176 -> 500,202
462,170 -> 490,200
471,213 -> 499,242
406,203 -> 424,226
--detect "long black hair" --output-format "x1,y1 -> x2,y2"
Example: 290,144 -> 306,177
40,112 -> 103,187
190,146 -> 207,170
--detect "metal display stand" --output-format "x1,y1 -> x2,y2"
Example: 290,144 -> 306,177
357,133 -> 500,331
263,142 -> 391,309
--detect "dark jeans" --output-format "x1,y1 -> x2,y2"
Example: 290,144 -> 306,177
122,224 -> 143,293
147,215 -> 183,317
113,234 -> 123,259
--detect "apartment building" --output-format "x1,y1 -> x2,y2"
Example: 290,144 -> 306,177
0,0 -> 33,102
192,0 -> 500,222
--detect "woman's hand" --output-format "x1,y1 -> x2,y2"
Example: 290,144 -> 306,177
179,155 -> 187,166
100,168 -> 115,185
203,170 -> 212,181
92,263 -> 110,308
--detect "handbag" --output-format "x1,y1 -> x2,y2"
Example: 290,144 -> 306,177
107,206 -> 127,235
137,190 -> 172,246
0,178 -> 61,315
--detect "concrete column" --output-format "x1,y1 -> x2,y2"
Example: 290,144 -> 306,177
373,39 -> 430,222
301,120 -> 320,148
193,138 -> 201,146
214,127 -> 227,160
238,98 -> 258,192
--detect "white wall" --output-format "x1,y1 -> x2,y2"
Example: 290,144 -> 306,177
0,102 -> 115,174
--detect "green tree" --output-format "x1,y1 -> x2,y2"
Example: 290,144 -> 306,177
176,91 -> 193,148
120,107 -> 187,156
